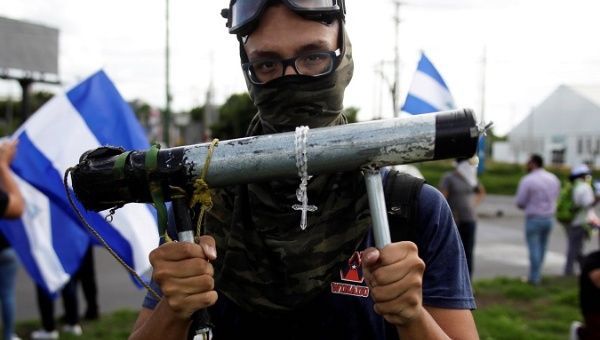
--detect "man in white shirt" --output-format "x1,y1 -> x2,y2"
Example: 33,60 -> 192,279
565,164 -> 596,276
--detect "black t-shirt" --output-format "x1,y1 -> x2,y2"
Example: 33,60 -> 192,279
580,250 -> 600,314
0,190 -> 11,250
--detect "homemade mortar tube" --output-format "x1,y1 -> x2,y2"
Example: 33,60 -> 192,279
183,108 -> 478,187
71,108 -> 480,213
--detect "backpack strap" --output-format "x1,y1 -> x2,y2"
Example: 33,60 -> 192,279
383,169 -> 425,243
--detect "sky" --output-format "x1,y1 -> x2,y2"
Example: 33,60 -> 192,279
1,0 -> 599,135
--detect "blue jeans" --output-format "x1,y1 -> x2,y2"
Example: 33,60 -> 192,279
525,216 -> 553,284
0,248 -> 18,340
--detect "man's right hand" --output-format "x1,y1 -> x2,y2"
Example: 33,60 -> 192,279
149,235 -> 218,319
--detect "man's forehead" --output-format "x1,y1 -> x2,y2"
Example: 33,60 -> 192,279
246,39 -> 333,58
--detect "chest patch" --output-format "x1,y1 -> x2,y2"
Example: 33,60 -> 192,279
330,251 -> 370,298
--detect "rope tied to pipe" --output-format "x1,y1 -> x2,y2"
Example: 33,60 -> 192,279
191,138 -> 219,237
63,167 -> 162,301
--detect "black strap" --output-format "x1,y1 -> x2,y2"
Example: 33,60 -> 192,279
383,170 -> 425,243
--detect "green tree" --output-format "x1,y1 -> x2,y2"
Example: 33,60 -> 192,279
0,90 -> 54,135
189,106 -> 205,123
129,99 -> 152,127
210,93 -> 256,140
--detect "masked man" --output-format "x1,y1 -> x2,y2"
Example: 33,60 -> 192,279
130,1 -> 478,339
440,158 -> 486,277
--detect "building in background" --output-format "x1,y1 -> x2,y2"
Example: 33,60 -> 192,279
494,85 -> 600,167
0,16 -> 60,119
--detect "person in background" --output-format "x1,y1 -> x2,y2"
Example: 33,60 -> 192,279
58,246 -> 100,324
515,154 -> 560,285
76,246 -> 99,321
0,139 -> 26,340
440,157 -> 486,277
31,249 -> 89,338
564,164 -> 597,276
30,278 -> 82,339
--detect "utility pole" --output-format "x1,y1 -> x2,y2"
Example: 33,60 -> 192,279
372,2 -> 402,119
480,46 -> 487,123
203,52 -> 217,141
477,46 -> 488,174
164,0 -> 172,145
373,61 -> 386,120
374,60 -> 393,119
392,0 -> 402,117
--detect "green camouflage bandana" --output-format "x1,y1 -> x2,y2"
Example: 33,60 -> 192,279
204,27 -> 372,315
243,27 -> 354,133
206,172 -> 370,314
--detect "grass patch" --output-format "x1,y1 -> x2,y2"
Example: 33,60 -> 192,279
15,309 -> 138,340
416,160 -> 526,195
416,160 -> 599,195
474,276 -> 581,340
14,276 -> 581,339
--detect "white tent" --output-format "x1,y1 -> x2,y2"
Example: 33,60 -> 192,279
494,84 -> 600,167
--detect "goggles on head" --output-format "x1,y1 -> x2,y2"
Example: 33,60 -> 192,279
222,0 -> 346,36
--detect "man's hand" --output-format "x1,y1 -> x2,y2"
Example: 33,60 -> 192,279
362,242 -> 426,326
149,235 -> 218,320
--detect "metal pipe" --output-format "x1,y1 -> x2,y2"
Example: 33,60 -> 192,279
71,108 -> 479,212
364,169 -> 392,248
183,108 -> 477,185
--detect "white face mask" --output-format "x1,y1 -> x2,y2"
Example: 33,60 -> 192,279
456,159 -> 478,188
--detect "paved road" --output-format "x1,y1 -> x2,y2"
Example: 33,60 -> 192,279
475,194 -> 599,280
13,194 -> 600,322
14,247 -> 147,322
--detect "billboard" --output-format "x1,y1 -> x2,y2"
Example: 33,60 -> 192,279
0,16 -> 59,76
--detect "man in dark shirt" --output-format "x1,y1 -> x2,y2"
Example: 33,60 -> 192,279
130,2 -> 478,339
440,158 -> 486,277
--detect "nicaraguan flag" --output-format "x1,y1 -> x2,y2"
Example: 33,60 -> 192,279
0,70 -> 159,295
402,52 -> 455,115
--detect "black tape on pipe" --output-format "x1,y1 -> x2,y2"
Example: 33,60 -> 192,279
434,108 -> 478,160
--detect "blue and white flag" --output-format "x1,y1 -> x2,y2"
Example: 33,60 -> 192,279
0,70 -> 159,295
402,52 -> 455,115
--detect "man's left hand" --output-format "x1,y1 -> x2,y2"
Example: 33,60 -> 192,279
362,242 -> 426,326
